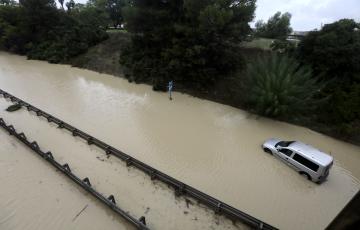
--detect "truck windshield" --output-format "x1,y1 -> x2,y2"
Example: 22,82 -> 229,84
275,141 -> 295,148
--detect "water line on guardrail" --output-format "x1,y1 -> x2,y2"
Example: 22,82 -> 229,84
0,88 -> 277,230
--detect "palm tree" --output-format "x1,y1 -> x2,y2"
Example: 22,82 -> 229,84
245,54 -> 325,118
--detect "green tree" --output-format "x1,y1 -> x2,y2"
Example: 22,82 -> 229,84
255,12 -> 293,39
0,2 -> 30,53
296,19 -> 360,136
0,0 -> 16,5
297,19 -> 360,82
254,19 -> 266,36
105,0 -> 126,27
121,0 -> 256,90
244,54 -> 324,118
0,0 -> 108,62
58,0 -> 64,9
87,0 -> 125,27
19,0 -> 59,44
65,0 -> 75,11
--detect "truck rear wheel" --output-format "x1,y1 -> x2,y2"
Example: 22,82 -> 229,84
263,148 -> 272,155
300,172 -> 311,181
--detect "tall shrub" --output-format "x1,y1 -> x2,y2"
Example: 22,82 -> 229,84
244,54 -> 324,118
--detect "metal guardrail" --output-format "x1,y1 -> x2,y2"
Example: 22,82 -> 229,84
0,117 -> 149,230
326,190 -> 360,229
0,89 -> 277,230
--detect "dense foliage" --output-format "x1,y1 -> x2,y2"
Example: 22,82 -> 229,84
0,0 -> 108,63
120,0 -> 256,90
88,0 -> 127,27
244,54 -> 324,118
255,12 -> 292,39
270,39 -> 296,54
296,19 -> 360,136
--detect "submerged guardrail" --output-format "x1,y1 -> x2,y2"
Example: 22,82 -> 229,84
0,89 -> 277,230
0,117 -> 149,230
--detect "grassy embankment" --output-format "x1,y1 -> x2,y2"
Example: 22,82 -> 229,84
69,31 -> 359,146
241,38 -> 274,50
70,31 -> 270,114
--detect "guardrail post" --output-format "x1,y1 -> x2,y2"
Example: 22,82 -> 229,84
126,157 -> 132,167
87,137 -> 93,145
7,125 -> 15,135
44,151 -> 54,160
139,216 -> 146,225
72,129 -> 78,137
18,132 -> 27,140
175,184 -> 186,197
62,163 -> 71,172
83,177 -> 92,187
30,141 -> 40,150
106,146 -> 112,155
259,222 -> 264,229
150,171 -> 157,180
108,195 -> 116,204
216,203 -> 222,214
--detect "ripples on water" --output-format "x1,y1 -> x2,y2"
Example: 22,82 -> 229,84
0,52 -> 359,230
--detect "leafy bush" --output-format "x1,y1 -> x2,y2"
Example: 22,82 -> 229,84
318,82 -> 360,138
296,19 -> 360,132
244,54 -> 324,118
270,39 -> 296,54
0,0 -> 108,63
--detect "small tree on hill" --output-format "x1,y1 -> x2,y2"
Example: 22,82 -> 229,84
106,0 -> 126,27
255,11 -> 293,39
65,0 -> 75,11
58,0 -> 64,9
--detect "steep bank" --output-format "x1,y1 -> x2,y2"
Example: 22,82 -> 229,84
68,32 -> 359,146
69,31 -> 128,77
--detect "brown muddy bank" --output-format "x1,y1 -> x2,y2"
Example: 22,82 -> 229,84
0,52 -> 360,230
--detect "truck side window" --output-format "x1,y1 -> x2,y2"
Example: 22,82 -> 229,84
279,149 -> 293,157
293,154 -> 319,172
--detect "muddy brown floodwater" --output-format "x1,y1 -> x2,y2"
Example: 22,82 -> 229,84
0,52 -> 359,230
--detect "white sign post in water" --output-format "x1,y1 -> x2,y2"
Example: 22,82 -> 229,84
168,81 -> 173,100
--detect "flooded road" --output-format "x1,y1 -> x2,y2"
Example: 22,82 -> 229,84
0,129 -> 135,230
0,52 -> 359,230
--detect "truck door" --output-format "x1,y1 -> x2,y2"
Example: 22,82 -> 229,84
278,148 -> 294,167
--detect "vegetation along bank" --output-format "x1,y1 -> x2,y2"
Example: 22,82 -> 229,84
0,0 -> 359,145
